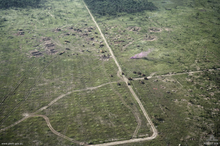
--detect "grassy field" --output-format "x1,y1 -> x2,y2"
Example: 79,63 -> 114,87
119,69 -> 220,146
0,0 -> 219,145
0,0 -> 152,145
95,0 -> 220,77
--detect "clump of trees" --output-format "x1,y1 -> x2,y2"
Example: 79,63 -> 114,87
0,0 -> 44,9
84,0 -> 157,16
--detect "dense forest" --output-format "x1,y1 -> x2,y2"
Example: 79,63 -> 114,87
84,0 -> 157,16
0,0 -> 43,9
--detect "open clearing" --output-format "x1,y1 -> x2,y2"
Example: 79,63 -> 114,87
0,0 -> 219,145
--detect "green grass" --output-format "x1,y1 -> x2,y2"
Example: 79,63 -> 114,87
0,0 -> 219,145
0,0 -> 152,145
38,83 -> 151,144
95,0 -> 220,77
0,117 -> 75,146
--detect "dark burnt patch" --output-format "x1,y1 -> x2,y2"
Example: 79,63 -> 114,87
74,28 -> 82,32
42,37 -> 50,41
114,40 -> 125,44
99,54 -> 111,61
82,33 -> 88,36
64,40 -> 70,43
45,43 -> 55,48
31,51 -> 43,57
16,31 -> 25,36
48,49 -> 57,54
55,28 -> 61,31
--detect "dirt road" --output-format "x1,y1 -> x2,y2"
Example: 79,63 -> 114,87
83,1 -> 158,145
133,68 -> 220,81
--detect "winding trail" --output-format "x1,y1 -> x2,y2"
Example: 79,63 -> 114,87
0,115 -> 86,145
83,1 -> 158,145
1,2 -> 160,145
0,81 -> 119,133
31,115 -> 86,145
133,68 -> 220,81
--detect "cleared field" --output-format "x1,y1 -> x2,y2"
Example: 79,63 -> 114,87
124,69 -> 219,145
0,0 -> 152,145
37,83 -> 152,144
93,0 -> 220,78
0,0 -> 219,145
84,0 -> 220,145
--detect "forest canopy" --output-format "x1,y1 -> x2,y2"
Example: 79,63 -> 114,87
84,0 -> 157,16
0,0 -> 43,9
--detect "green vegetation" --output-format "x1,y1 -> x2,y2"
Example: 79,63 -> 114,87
0,0 -> 45,9
119,70 -> 220,145
0,0 -> 151,145
0,117 -> 74,145
0,0 -> 219,145
84,0 -> 157,16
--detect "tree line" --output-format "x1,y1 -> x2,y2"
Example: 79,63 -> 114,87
0,0 -> 43,9
84,0 -> 157,16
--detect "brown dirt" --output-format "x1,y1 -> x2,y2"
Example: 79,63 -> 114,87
164,28 -> 172,31
114,40 -> 125,44
149,27 -> 162,32
145,35 -> 157,41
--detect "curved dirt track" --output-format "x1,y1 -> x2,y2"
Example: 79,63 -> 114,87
1,1 -> 158,145
31,115 -> 86,146
83,1 -> 158,145
0,115 -> 86,145
0,81 -> 119,132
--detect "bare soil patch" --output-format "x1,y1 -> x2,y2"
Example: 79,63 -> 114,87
145,35 -> 157,41
164,28 -> 172,31
149,27 -> 162,32
114,40 -> 125,44
41,37 -> 58,55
